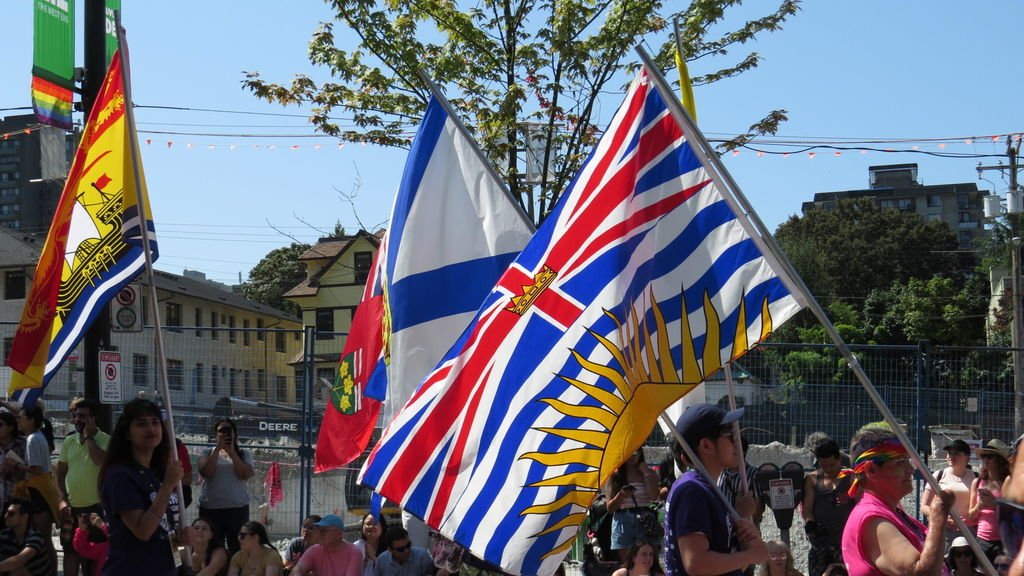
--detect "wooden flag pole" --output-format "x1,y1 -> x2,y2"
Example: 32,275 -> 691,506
115,13 -> 191,564
724,364 -> 750,494
636,44 -> 996,576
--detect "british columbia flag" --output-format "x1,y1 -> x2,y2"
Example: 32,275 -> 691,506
360,67 -> 804,576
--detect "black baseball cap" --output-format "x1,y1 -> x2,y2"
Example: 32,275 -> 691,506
674,404 -> 744,450
942,439 -> 971,454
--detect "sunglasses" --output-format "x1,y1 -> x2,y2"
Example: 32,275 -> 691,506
391,544 -> 411,552
998,498 -> 1024,558
951,550 -> 972,558
217,428 -> 232,434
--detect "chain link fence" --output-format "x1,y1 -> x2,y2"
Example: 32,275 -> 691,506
4,323 -> 1021,543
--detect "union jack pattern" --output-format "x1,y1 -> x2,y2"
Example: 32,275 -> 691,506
360,69 -> 803,576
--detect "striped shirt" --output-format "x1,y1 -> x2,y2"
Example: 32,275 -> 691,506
717,463 -> 763,506
0,527 -> 53,576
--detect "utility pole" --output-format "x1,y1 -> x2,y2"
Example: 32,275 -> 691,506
81,0 -> 113,432
978,136 -> 1023,437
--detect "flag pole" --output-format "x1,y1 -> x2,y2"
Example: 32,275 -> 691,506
723,364 -> 750,494
414,69 -> 537,233
115,13 -> 191,554
636,45 -> 996,576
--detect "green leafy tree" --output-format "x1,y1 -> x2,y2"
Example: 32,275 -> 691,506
863,275 -> 988,346
774,198 -> 962,308
241,243 -> 311,317
243,0 -> 799,225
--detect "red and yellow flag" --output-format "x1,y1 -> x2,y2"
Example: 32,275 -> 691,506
8,50 -> 157,405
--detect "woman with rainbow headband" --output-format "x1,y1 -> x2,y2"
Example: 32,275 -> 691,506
840,425 -> 954,576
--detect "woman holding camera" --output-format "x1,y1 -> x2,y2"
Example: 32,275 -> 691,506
604,448 -> 660,562
199,418 -> 254,554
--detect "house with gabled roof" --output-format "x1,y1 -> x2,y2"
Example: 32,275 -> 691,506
284,229 -> 382,394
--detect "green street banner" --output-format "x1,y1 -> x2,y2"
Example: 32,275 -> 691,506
32,0 -> 76,130
105,0 -> 120,65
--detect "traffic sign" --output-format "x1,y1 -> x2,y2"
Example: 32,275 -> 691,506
99,351 -> 122,404
111,283 -> 143,332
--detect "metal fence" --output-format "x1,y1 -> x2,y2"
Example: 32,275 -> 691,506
3,323 -> 1022,538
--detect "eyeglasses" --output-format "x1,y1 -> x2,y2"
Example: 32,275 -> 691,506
994,563 -> 1011,571
391,544 -> 411,552
998,498 -> 1024,558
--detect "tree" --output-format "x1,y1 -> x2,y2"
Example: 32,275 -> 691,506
774,198 -> 962,307
863,275 -> 989,346
241,242 -> 311,317
243,0 -> 800,225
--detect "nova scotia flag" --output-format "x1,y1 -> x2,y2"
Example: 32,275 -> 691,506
380,96 -> 535,423
316,95 -> 534,470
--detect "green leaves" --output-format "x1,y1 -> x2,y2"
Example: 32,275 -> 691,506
243,0 -> 802,226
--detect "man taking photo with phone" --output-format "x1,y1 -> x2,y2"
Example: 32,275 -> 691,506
57,398 -> 109,576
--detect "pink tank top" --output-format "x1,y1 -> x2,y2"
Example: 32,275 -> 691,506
841,492 -> 929,576
976,481 -> 1002,541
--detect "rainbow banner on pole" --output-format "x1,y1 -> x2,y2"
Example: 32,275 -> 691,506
32,0 -> 76,130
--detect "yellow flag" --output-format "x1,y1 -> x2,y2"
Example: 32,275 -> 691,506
675,46 -> 698,122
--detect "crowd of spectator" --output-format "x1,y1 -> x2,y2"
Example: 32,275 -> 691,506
584,402 -> 1024,576
0,393 -> 1022,576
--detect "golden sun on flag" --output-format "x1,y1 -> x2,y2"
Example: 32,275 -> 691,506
519,289 -> 776,557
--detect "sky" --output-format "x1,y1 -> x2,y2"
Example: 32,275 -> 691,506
2,1 -> 1022,286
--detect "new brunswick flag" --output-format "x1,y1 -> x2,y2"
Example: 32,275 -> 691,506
7,50 -> 157,406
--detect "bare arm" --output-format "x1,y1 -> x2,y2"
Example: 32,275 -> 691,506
56,461 -> 69,505
919,485 -> 935,518
199,448 -> 220,479
292,557 -> 311,576
677,520 -> 767,576
801,473 -> 816,522
227,447 -> 254,480
0,545 -> 38,572
865,491 -> 951,576
265,562 -> 282,576
196,548 -> 229,576
605,481 -> 631,513
967,477 -> 982,520
83,435 -> 107,466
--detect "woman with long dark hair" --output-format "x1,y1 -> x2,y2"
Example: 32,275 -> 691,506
186,517 -> 229,576
199,418 -> 254,554
354,512 -> 387,576
228,520 -> 282,576
100,398 -> 187,576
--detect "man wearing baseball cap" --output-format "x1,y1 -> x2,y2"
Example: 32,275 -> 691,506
291,514 -> 362,576
664,404 -> 767,576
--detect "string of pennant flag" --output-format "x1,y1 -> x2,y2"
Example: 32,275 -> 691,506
4,123 -> 1021,159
